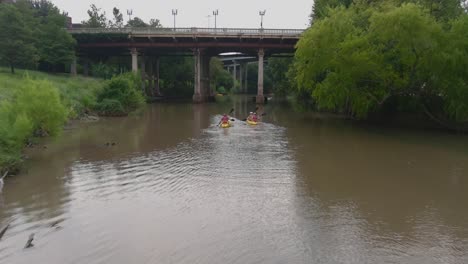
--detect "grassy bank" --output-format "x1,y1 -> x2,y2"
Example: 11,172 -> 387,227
0,68 -> 146,173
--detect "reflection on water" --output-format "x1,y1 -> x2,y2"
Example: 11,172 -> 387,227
1,96 -> 468,264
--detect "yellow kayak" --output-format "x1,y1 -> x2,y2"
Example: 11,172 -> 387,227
246,119 -> 258,125
221,122 -> 231,128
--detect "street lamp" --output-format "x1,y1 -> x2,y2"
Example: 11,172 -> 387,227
127,9 -> 133,25
212,9 -> 219,30
206,15 -> 211,28
259,10 -> 266,29
172,9 -> 178,30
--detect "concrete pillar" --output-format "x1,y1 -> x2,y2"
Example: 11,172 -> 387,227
131,48 -> 138,72
232,61 -> 237,89
193,48 -> 203,103
239,63 -> 243,93
140,54 -> 146,94
147,57 -> 154,97
244,63 -> 248,93
202,55 -> 212,98
83,59 -> 89,76
193,49 -> 212,103
155,57 -> 161,96
70,57 -> 77,76
256,49 -> 265,104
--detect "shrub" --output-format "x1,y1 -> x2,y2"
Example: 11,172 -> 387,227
95,98 -> 125,116
95,72 -> 145,115
15,79 -> 67,136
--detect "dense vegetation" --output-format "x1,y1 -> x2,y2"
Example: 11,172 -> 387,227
0,67 -> 148,172
290,0 -> 468,129
0,0 -> 75,73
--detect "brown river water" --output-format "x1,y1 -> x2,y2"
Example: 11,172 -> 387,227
1,96 -> 468,264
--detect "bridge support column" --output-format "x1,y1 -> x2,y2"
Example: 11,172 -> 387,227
140,54 -> 146,94
239,62 -> 247,93
70,57 -> 77,76
232,61 -> 237,90
83,59 -> 89,76
155,57 -> 161,96
131,48 -> 138,72
193,49 -> 211,103
256,49 -> 265,104
193,49 -> 203,103
147,57 -> 154,97
244,63 -> 248,93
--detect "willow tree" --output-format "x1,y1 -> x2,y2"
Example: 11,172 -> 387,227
293,4 -> 468,124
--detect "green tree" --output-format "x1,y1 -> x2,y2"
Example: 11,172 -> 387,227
126,17 -> 148,27
0,4 -> 37,73
82,4 -> 107,28
149,18 -> 162,28
210,57 -> 233,91
109,7 -> 124,28
266,57 -> 294,96
293,4 -> 468,123
36,24 -> 76,71
311,0 -> 353,22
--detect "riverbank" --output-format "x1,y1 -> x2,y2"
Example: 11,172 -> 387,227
0,68 -> 105,174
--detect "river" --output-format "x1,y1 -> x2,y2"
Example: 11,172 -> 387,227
1,96 -> 468,264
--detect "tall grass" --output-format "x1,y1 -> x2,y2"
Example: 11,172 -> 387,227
0,68 -> 104,172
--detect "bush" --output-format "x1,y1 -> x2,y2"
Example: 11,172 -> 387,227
95,72 -> 145,115
0,78 -> 67,171
15,79 -> 67,136
217,86 -> 226,94
95,98 -> 125,116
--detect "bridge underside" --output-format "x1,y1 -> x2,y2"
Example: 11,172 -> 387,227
71,28 -> 301,103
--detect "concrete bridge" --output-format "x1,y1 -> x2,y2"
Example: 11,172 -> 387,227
69,27 -> 304,103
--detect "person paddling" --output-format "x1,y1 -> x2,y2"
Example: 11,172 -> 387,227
221,113 -> 230,124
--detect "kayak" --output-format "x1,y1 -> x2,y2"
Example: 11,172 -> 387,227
221,122 -> 231,128
246,119 -> 258,125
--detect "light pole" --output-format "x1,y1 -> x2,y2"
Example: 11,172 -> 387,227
172,9 -> 178,30
212,9 -> 219,30
127,9 -> 133,25
259,10 -> 266,29
206,15 -> 211,28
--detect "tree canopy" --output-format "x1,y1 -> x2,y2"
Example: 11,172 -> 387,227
294,2 -> 468,125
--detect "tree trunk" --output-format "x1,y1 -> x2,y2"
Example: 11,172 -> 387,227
10,64 -> 15,74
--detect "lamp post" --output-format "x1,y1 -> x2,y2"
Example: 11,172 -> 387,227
212,9 -> 219,30
172,9 -> 178,31
127,9 -> 133,25
206,15 -> 211,28
259,10 -> 266,29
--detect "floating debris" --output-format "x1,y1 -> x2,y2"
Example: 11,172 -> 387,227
24,233 -> 34,249
0,222 -> 10,240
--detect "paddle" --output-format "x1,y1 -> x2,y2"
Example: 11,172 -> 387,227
218,108 -> 234,126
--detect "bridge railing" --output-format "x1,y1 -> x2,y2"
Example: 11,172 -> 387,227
68,27 -> 304,37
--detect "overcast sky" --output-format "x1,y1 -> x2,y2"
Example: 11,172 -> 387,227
51,0 -> 312,29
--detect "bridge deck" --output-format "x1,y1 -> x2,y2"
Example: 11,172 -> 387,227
68,27 -> 304,39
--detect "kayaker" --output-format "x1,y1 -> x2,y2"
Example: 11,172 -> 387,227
247,112 -> 258,122
221,113 -> 230,124
252,112 -> 258,122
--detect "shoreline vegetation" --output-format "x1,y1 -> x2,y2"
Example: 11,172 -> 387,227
0,68 -> 145,174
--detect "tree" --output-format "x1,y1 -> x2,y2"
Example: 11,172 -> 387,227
81,4 -> 107,28
149,18 -> 162,28
27,0 -> 75,71
0,4 -> 37,73
293,3 -> 468,124
36,24 -> 75,71
126,17 -> 148,27
210,58 -> 233,92
310,0 -> 353,22
266,57 -> 294,97
109,7 -> 123,28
